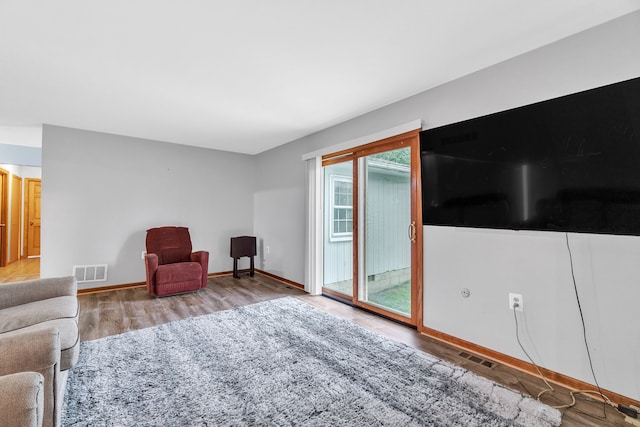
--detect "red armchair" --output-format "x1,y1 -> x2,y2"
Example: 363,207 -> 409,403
144,226 -> 209,297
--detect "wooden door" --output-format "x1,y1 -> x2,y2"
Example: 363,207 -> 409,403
24,178 -> 41,257
0,169 -> 7,266
10,174 -> 22,263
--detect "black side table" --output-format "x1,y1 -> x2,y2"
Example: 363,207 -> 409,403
230,236 -> 257,278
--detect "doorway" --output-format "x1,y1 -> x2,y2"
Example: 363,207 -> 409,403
0,166 -> 41,282
321,130 -> 422,326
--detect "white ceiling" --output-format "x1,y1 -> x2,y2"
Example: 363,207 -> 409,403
1,1 -> 640,154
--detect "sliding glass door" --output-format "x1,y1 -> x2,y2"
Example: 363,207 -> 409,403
359,148 -> 412,317
321,131 -> 422,326
322,161 -> 354,297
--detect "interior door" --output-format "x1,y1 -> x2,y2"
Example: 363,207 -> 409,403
322,130 -> 422,327
25,178 -> 41,257
0,169 -> 7,266
10,174 -> 22,263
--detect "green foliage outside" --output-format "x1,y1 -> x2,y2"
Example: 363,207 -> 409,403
368,280 -> 411,315
369,148 -> 410,165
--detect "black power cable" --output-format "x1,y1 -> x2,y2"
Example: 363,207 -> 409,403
564,232 -> 607,417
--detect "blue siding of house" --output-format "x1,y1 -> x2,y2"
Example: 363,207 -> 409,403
323,162 -> 353,286
365,170 -> 411,278
323,161 -> 410,286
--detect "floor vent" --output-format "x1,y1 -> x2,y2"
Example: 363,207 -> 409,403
458,351 -> 498,369
73,264 -> 108,283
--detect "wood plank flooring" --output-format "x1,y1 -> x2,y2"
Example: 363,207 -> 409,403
77,273 -> 627,426
0,257 -> 40,283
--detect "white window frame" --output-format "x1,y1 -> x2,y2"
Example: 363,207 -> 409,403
329,174 -> 353,242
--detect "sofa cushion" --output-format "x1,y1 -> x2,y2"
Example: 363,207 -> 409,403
156,262 -> 202,285
0,296 -> 78,334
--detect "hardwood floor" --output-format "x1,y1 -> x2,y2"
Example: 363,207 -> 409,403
300,295 -> 627,427
78,273 -> 627,426
0,257 -> 39,283
78,274 -> 306,341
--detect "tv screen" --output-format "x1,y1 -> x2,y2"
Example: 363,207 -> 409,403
420,76 -> 640,235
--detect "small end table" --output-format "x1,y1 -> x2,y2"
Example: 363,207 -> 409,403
230,236 -> 257,278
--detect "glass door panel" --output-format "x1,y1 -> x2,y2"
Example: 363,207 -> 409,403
320,130 -> 421,326
359,148 -> 412,317
322,161 -> 353,297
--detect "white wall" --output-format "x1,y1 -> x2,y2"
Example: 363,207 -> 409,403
0,144 -> 41,167
0,125 -> 42,147
423,227 -> 640,399
254,10 -> 640,401
253,143 -> 306,279
41,125 -> 255,289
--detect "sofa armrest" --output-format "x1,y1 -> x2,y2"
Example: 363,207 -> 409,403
0,276 -> 77,310
0,325 -> 60,376
0,372 -> 44,427
191,250 -> 209,288
0,325 -> 61,427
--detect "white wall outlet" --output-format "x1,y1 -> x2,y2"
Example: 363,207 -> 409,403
509,293 -> 523,311
266,245 -> 270,254
460,288 -> 470,298
141,251 -> 146,260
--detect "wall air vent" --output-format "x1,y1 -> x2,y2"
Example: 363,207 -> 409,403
73,264 -> 108,283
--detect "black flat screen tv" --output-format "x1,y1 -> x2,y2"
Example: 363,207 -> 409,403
420,76 -> 640,235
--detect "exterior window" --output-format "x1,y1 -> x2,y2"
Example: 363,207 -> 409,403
330,175 -> 353,240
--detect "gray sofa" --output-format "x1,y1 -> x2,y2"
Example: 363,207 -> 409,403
0,276 -> 80,427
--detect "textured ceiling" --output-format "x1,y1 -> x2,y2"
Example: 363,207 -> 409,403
1,1 -> 640,154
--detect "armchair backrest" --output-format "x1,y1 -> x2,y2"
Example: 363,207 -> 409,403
146,226 -> 193,265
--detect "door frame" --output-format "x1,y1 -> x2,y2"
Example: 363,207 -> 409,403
24,178 -> 42,258
321,130 -> 423,327
10,173 -> 22,263
0,168 -> 8,267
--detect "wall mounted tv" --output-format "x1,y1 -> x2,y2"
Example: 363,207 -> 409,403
420,76 -> 640,236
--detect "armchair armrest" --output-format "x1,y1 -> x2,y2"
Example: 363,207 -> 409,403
144,253 -> 159,294
0,276 -> 77,310
0,372 -> 44,427
191,250 -> 209,288
0,325 -> 61,376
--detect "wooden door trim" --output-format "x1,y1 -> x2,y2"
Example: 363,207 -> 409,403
10,174 -> 22,263
411,133 -> 424,333
322,129 -> 419,163
23,178 -> 42,258
0,168 -> 8,267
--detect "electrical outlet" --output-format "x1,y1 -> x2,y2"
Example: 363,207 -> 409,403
509,293 -> 523,311
141,251 -> 146,260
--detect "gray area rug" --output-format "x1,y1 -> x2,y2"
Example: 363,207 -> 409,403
62,297 -> 561,426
